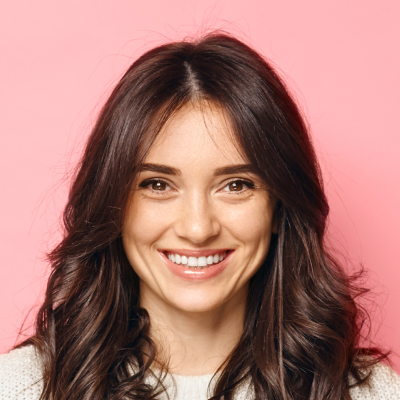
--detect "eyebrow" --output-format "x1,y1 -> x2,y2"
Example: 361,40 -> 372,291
139,163 -> 181,175
139,163 -> 256,176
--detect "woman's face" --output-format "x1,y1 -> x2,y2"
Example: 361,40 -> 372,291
122,103 -> 277,314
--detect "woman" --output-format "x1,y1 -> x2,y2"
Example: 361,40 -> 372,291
0,32 -> 399,400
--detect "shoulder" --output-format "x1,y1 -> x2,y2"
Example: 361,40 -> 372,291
0,345 -> 43,400
350,362 -> 400,400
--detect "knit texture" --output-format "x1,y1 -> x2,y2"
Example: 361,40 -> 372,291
0,345 -> 399,399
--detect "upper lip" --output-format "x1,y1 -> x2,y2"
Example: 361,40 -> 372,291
158,248 -> 233,257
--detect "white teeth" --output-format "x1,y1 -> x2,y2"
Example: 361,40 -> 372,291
188,257 -> 198,267
198,256 -> 207,267
166,251 -> 228,269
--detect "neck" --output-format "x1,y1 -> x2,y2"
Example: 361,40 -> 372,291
141,285 -> 247,376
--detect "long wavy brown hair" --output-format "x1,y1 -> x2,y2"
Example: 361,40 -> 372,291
17,32 -> 388,399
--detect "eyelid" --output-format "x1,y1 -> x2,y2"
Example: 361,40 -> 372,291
138,178 -> 174,194
220,178 -> 255,194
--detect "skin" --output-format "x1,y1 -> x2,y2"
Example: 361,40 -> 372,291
122,102 -> 277,375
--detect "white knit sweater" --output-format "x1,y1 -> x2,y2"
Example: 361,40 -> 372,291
0,345 -> 399,399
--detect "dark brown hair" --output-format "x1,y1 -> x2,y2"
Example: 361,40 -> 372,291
19,32 -> 388,399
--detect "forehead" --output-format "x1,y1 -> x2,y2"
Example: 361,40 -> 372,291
144,102 -> 247,167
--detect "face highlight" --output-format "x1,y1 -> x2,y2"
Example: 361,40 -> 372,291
122,103 -> 277,314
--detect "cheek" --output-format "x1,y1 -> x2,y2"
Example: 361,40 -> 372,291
122,204 -> 169,271
123,200 -> 170,243
122,202 -> 172,289
218,199 -> 274,245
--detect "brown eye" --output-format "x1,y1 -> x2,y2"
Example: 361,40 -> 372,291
229,181 -> 243,191
138,179 -> 171,193
151,181 -> 167,191
222,179 -> 254,194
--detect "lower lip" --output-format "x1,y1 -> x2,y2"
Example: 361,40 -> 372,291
158,250 -> 234,281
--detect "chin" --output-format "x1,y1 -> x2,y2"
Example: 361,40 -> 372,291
167,290 -> 226,314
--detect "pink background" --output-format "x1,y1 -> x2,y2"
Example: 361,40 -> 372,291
1,0 -> 399,372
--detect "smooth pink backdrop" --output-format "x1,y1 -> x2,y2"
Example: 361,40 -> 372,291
1,0 -> 399,372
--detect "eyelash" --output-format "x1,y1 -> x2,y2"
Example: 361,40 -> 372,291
138,178 -> 255,196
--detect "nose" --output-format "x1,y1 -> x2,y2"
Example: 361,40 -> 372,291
174,190 -> 221,245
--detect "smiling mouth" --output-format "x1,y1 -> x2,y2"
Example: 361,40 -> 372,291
162,250 -> 231,270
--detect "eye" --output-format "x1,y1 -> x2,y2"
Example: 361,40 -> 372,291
139,179 -> 172,194
221,179 -> 254,194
